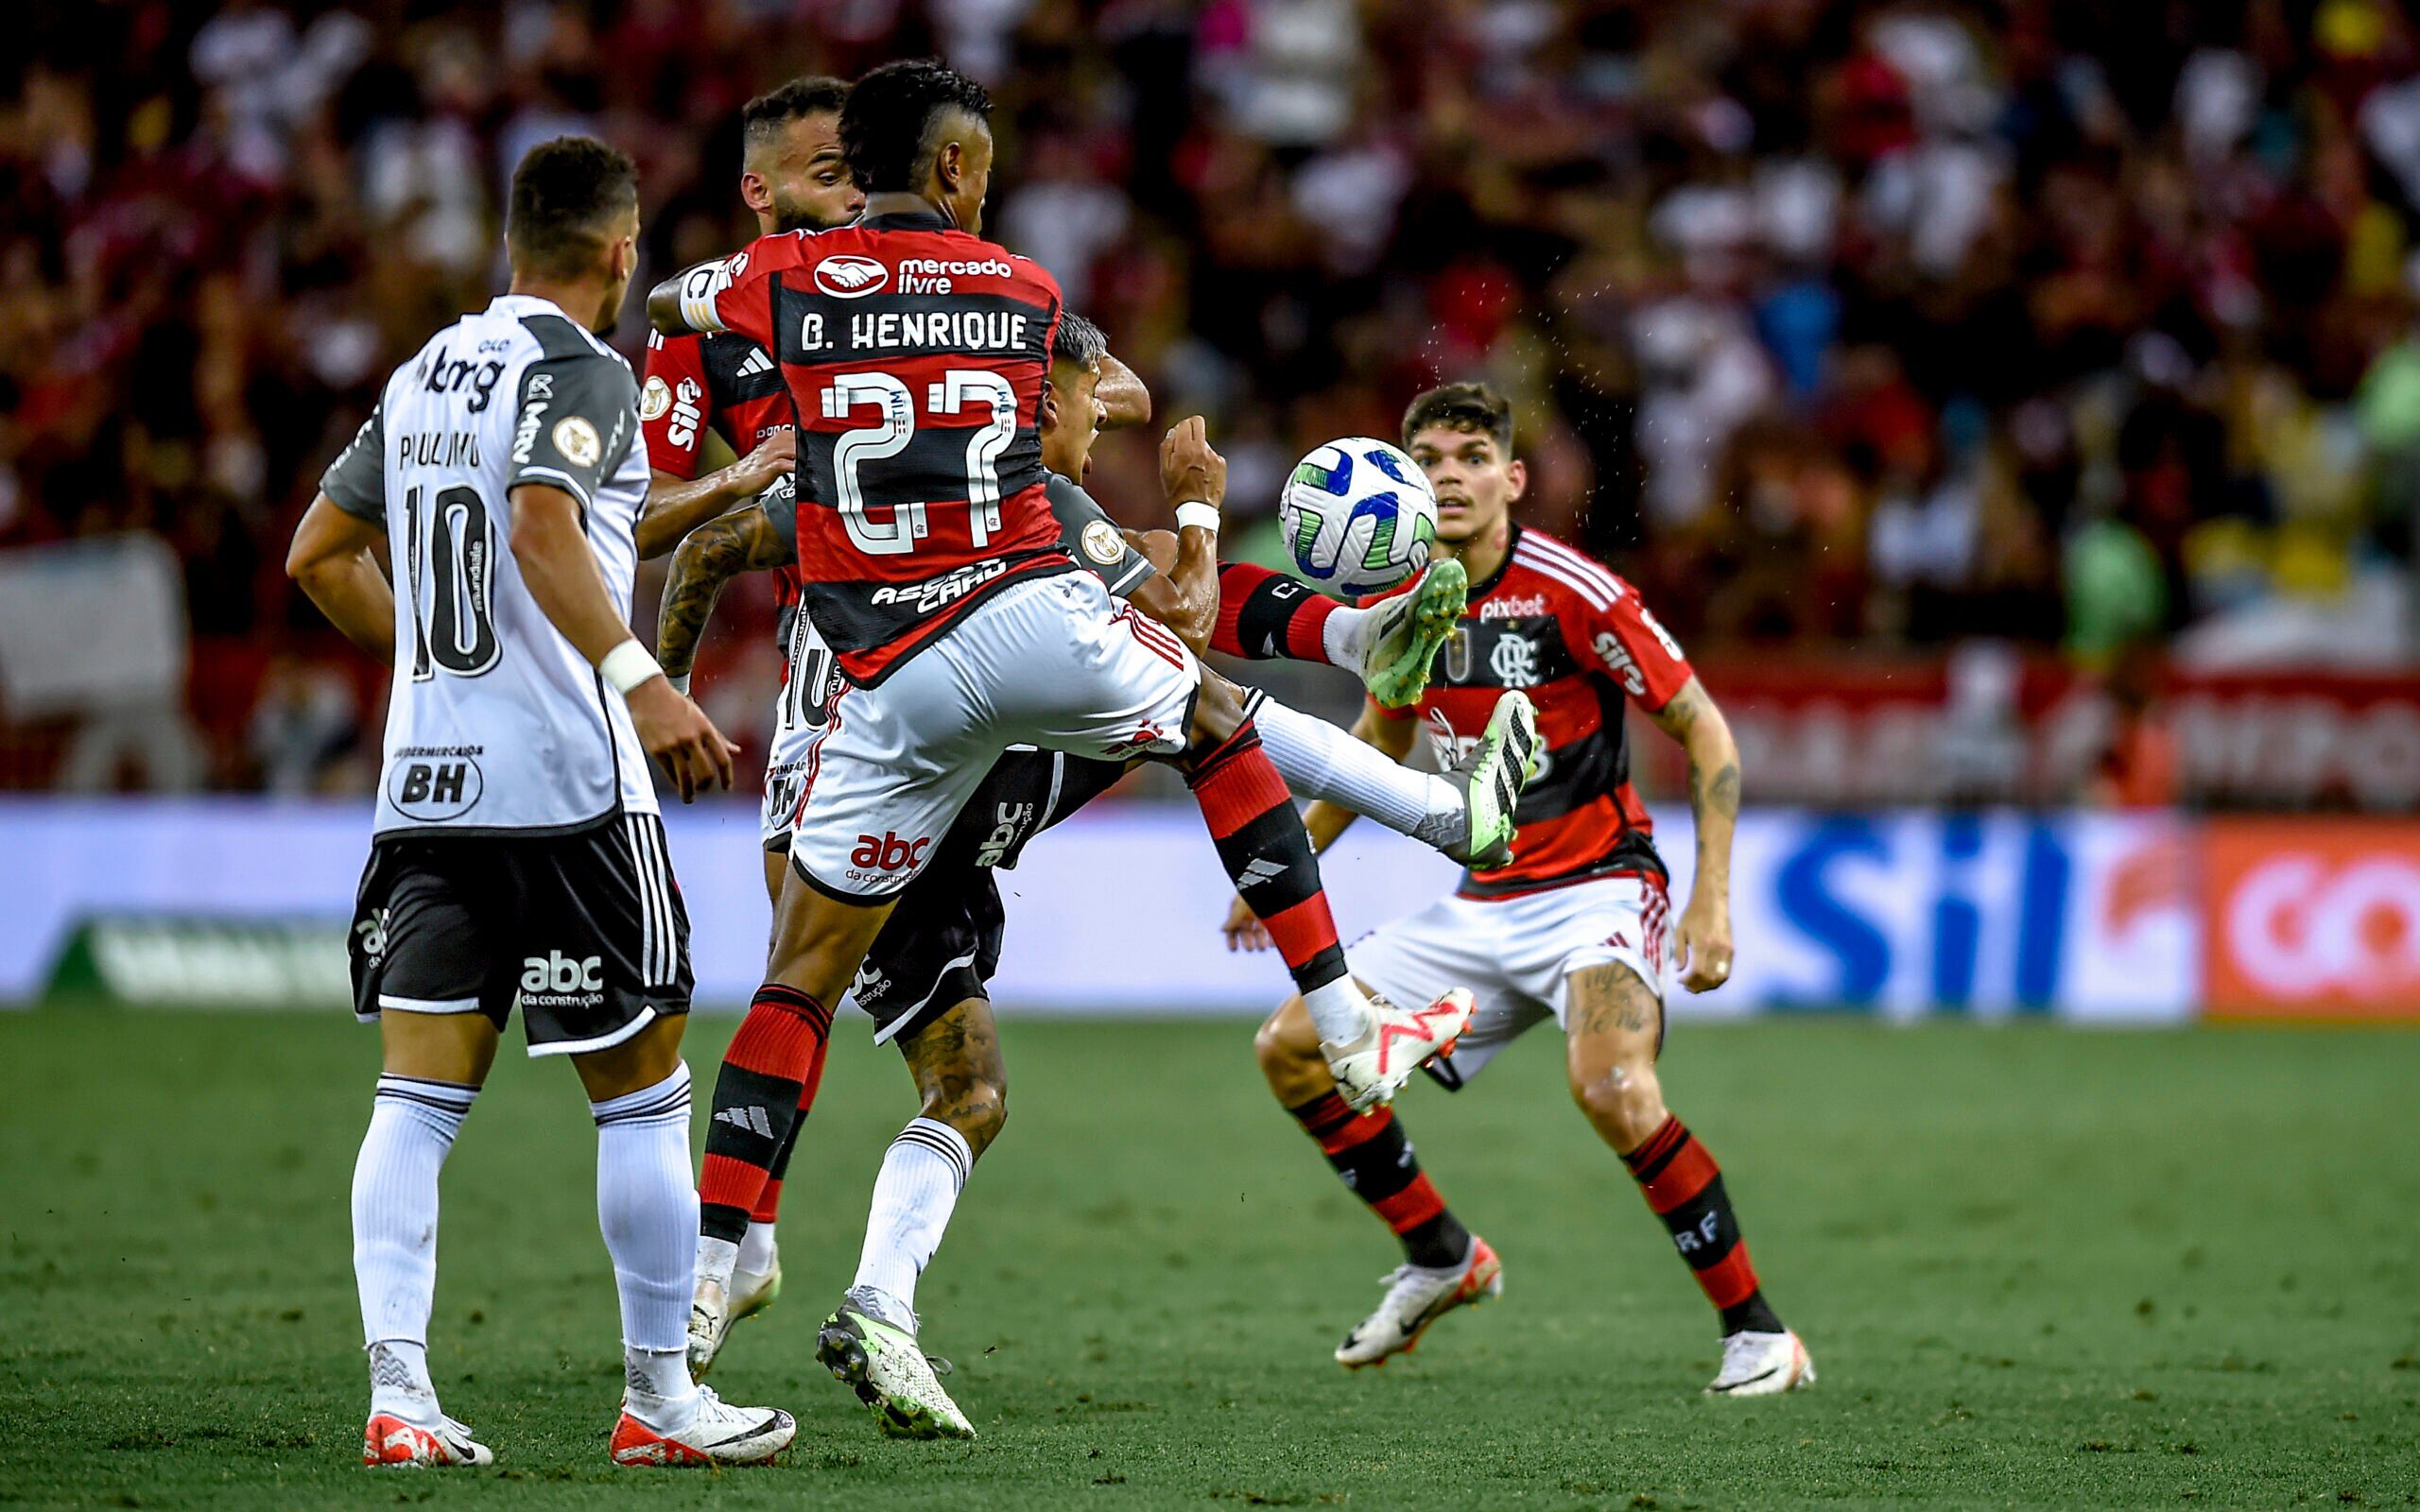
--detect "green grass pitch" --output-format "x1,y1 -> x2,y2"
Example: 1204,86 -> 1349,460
2,1009 -> 2415,1510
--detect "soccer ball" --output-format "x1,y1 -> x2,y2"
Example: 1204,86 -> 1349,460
1278,437 -> 1439,596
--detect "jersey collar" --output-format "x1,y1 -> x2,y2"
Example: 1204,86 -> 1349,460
486,292 -> 575,322
859,208 -> 956,232
1466,524 -> 1523,601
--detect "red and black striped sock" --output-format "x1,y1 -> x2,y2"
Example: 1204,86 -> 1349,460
1211,563 -> 1340,664
698,984 -> 833,1246
1288,1091 -> 1470,1268
1185,721 -> 1347,994
746,1031 -> 832,1227
1622,1115 -> 1784,1335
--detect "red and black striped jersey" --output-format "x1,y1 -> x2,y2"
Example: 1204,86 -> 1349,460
1369,526 -> 1695,898
640,325 -> 805,668
676,210 -> 1069,685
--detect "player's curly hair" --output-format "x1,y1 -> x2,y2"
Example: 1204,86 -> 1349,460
1052,312 -> 1108,370
1402,381 -> 1515,455
506,136 -> 639,280
839,60 -> 993,196
741,77 -> 848,158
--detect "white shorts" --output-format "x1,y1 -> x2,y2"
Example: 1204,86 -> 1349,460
761,722 -> 816,850
787,572 -> 1197,899
1348,873 -> 1669,1087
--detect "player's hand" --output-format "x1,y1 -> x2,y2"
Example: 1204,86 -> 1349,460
1672,893 -> 1734,994
1160,416 -> 1227,507
626,677 -> 740,802
725,428 -> 796,498
1221,894 -> 1271,953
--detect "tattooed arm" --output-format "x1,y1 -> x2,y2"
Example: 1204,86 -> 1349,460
1647,677 -> 1741,993
654,502 -> 791,693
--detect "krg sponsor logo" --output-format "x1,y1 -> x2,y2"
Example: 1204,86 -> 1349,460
814,255 -> 890,298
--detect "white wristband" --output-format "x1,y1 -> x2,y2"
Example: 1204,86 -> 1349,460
1174,501 -> 1220,534
600,640 -> 665,695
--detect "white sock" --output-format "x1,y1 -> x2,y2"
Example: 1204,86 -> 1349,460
1322,603 -> 1374,672
737,1220 -> 779,1277
852,1118 -> 972,1321
353,1074 -> 476,1420
592,1063 -> 699,1412
1303,976 -> 1372,1046
1254,696 -> 1459,839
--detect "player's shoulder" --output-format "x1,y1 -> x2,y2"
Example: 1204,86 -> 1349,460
1506,527 -> 1636,614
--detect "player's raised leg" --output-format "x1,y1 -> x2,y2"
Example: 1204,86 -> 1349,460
1212,558 -> 1469,709
1251,688 -> 1534,869
1181,670 -> 1471,1108
1253,993 -> 1499,1366
354,1008 -> 500,1467
582,1016 -> 797,1466
818,998 -> 1003,1439
1563,961 -> 1811,1396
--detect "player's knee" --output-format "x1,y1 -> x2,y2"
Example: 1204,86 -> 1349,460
1570,1057 -> 1667,1151
1187,674 -> 1244,749
929,1076 -> 1008,1159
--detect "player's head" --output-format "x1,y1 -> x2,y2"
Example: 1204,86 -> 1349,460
1402,381 -> 1524,547
1041,312 -> 1109,479
740,77 -> 861,234
505,136 -> 641,334
839,60 -> 994,234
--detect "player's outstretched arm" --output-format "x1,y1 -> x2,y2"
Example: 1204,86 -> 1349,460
1221,702 -> 1418,953
1124,418 -> 1225,654
647,257 -> 735,337
510,480 -> 738,801
286,493 -> 396,662
655,502 -> 791,694
634,430 -> 794,559
1647,676 -> 1740,993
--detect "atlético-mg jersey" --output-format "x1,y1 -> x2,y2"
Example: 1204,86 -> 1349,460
320,293 -> 656,837
1368,525 -> 1696,897
674,209 -> 1069,684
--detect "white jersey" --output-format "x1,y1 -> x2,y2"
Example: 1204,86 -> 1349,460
321,293 -> 655,837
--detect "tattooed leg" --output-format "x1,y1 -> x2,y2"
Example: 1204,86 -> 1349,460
895,999 -> 1009,1159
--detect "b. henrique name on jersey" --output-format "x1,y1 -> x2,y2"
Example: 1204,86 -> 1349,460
321,294 -> 655,838
677,211 -> 1069,686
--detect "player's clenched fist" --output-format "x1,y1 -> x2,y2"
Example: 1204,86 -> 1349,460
627,678 -> 739,802
1671,895 -> 1734,993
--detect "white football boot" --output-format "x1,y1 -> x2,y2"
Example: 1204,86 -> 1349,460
1322,987 -> 1475,1111
1336,1236 -> 1504,1368
1439,691 -> 1538,869
1356,558 -> 1469,709
611,1385 -> 796,1467
1705,1330 -> 1816,1397
689,1241 -> 784,1379
818,1287 -> 976,1439
361,1411 -> 493,1468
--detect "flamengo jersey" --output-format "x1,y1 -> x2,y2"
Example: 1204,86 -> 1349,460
320,293 -> 655,836
1372,526 -> 1695,898
640,326 -> 806,672
676,209 -> 1068,683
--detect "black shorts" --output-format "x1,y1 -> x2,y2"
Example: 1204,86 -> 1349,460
349,812 -> 693,1056
849,863 -> 1003,1045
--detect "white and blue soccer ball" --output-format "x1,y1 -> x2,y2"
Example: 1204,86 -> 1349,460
1277,437 -> 1439,596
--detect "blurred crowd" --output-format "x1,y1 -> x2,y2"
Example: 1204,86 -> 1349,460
4,0 -> 2420,792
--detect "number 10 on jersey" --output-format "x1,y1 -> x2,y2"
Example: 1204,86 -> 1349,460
821,369 -> 1017,555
